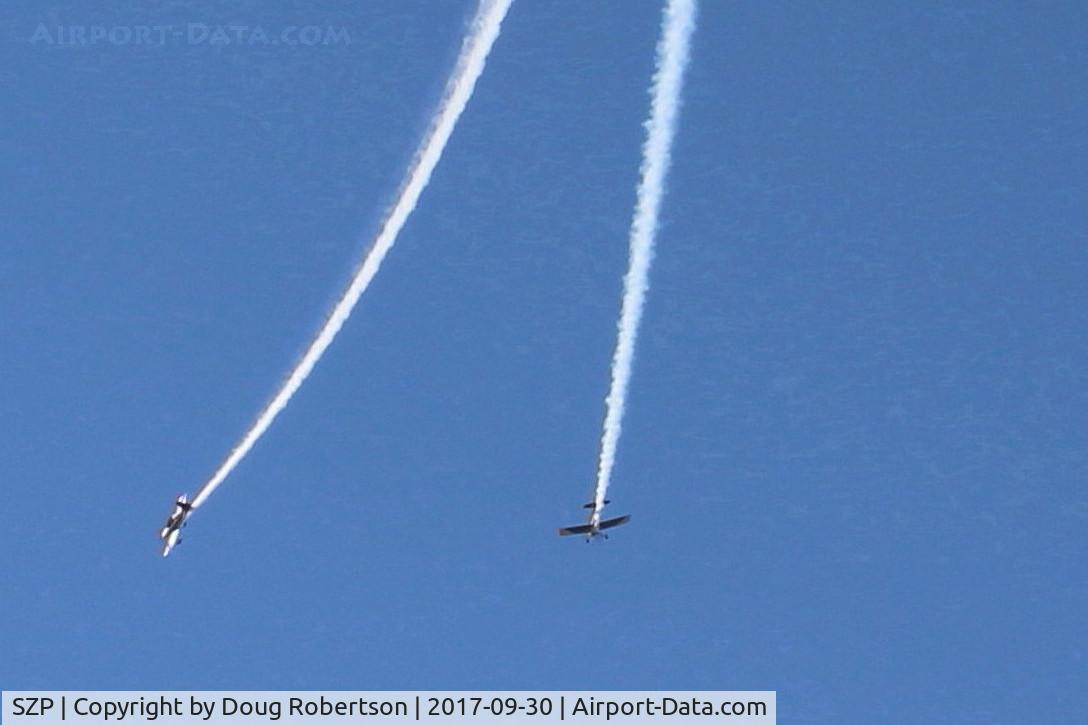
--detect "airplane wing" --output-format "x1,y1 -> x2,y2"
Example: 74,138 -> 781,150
161,529 -> 180,557
558,524 -> 594,536
598,515 -> 631,530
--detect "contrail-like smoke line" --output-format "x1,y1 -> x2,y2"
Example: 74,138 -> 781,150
192,0 -> 513,510
592,0 -> 696,520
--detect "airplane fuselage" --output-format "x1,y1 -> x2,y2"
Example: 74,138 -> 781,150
159,495 -> 192,557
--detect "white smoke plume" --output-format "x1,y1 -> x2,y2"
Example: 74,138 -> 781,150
192,0 -> 514,509
592,0 -> 696,520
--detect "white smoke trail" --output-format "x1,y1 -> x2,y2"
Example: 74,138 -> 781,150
592,0 -> 696,521
191,0 -> 513,509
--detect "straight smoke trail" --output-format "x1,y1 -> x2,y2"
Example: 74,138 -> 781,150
191,0 -> 514,510
592,0 -> 696,517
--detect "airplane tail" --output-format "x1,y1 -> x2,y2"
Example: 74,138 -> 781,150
582,499 -> 610,509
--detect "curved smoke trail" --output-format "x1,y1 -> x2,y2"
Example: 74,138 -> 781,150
192,0 -> 514,509
592,0 -> 696,519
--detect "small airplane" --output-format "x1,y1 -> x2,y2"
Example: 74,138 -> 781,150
159,494 -> 193,557
558,499 -> 630,542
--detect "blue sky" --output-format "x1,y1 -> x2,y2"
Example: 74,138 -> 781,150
1,1 -> 1085,722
